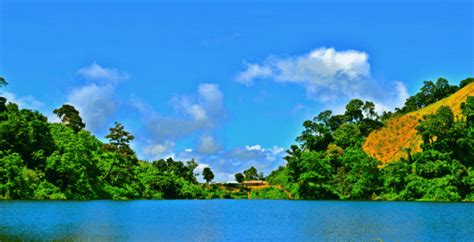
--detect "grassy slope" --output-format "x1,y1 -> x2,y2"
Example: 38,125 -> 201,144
363,82 -> 474,164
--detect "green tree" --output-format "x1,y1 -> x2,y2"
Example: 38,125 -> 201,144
461,96 -> 474,125
332,123 -> 363,149
416,106 -> 458,152
45,124 -> 105,199
101,122 -> 140,199
296,117 -> 333,151
243,166 -> 259,180
202,167 -> 214,184
332,148 -> 381,200
152,158 -> 198,184
297,151 -> 337,199
53,104 -> 86,133
398,78 -> 458,114
235,172 -> 244,183
0,102 -> 55,168
0,76 -> 7,87
459,77 -> 474,88
345,99 -> 365,122
103,122 -> 137,180
0,152 -> 30,199
380,159 -> 411,200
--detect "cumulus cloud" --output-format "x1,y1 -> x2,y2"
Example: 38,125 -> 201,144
2,92 -> 44,110
236,47 -> 408,112
171,96 -> 209,121
63,62 -> 132,133
136,83 -> 225,141
371,81 -> 410,113
195,163 -> 210,175
77,62 -> 129,83
198,83 -> 224,109
130,81 -> 285,182
67,83 -> 117,133
197,135 -> 221,154
236,63 -> 272,86
131,83 -> 227,170
142,141 -> 176,161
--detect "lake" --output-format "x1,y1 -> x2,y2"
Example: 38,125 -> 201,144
1,200 -> 473,241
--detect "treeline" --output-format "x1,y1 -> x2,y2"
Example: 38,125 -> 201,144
1,76 -> 474,201
268,77 -> 474,201
0,78 -> 245,199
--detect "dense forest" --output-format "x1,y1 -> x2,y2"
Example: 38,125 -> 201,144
268,77 -> 474,201
1,76 -> 473,201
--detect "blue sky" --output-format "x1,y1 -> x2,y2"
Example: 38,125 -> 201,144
1,0 -> 472,181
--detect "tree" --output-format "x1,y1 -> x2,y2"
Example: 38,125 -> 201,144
243,166 -> 259,180
105,122 -> 135,157
45,124 -> 104,199
327,114 -> 348,131
459,77 -> 474,88
296,118 -> 333,151
0,152 -> 30,199
0,102 -> 55,168
297,151 -> 337,199
0,76 -> 7,87
345,99 -> 365,122
235,173 -> 244,183
416,106 -> 456,151
332,123 -> 363,149
53,104 -> 85,132
202,167 -> 214,184
152,158 -> 198,184
461,96 -> 474,126
102,122 -> 138,194
398,78 -> 458,114
333,148 -> 381,199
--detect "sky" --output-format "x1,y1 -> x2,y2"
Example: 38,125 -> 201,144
0,0 -> 472,181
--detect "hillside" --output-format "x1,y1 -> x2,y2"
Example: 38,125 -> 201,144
363,82 -> 474,164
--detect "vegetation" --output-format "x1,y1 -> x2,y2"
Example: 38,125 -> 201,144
1,76 -> 473,201
364,78 -> 474,163
0,78 -> 222,199
274,77 -> 474,201
202,167 -> 214,184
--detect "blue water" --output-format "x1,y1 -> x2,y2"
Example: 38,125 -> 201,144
1,200 -> 473,241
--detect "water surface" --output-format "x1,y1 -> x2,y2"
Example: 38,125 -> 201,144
1,200 -> 473,241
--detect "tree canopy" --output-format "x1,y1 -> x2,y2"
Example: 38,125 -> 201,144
53,104 -> 86,133
1,76 -> 473,201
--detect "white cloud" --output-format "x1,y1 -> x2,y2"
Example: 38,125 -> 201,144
136,83 -> 225,141
394,81 -> 410,108
77,62 -> 129,83
245,144 -> 263,151
369,81 -> 409,113
171,96 -> 209,121
236,47 -> 408,113
237,47 -> 370,94
194,163 -> 210,175
198,83 -> 223,108
67,83 -> 117,132
142,141 -> 176,161
2,92 -> 44,110
236,63 -> 272,86
197,135 -> 221,154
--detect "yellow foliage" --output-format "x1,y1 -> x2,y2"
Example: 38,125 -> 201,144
363,82 -> 474,164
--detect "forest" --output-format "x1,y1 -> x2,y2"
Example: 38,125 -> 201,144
1,76 -> 473,201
